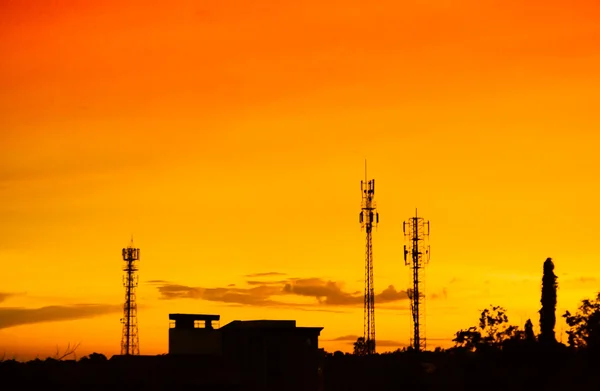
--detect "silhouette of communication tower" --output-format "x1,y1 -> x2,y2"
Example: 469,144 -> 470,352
359,163 -> 379,354
403,210 -> 430,352
121,239 -> 140,355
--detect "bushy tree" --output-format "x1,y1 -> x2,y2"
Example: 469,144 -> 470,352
539,257 -> 558,344
80,353 -> 107,362
453,305 -> 520,351
353,337 -> 374,356
453,326 -> 481,351
563,292 -> 600,350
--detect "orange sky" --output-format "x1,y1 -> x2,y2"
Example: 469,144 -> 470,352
1,0 -> 600,359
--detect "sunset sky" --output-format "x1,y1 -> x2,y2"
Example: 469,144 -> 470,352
1,0 -> 600,360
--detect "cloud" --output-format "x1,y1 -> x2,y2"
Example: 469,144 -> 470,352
246,280 -> 288,286
296,307 -> 348,314
326,335 -> 360,342
244,272 -> 287,278
155,277 -> 409,309
282,278 -> 362,305
376,339 -> 408,348
577,277 -> 597,283
283,279 -> 408,306
377,304 -> 410,311
156,284 -> 284,307
559,276 -> 599,289
430,288 -> 448,300
427,338 -> 454,342
377,286 -> 409,302
218,301 -> 347,314
323,335 -> 407,348
0,292 -> 18,303
0,304 -> 122,329
146,279 -> 168,284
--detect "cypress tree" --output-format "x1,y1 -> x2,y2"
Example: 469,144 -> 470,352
539,257 -> 558,344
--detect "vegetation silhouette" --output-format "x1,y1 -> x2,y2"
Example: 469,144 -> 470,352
524,318 -> 535,342
540,257 -> 558,345
563,292 -> 600,350
352,336 -> 374,356
3,258 -> 600,390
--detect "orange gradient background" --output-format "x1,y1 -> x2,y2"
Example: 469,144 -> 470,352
1,0 -> 600,359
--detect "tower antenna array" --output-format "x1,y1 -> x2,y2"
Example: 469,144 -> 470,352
121,238 -> 140,355
359,161 -> 379,354
403,209 -> 430,352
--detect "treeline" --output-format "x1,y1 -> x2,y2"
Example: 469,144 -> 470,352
321,344 -> 600,391
349,258 -> 600,355
0,354 -> 243,390
447,257 -> 600,352
320,257 -> 600,390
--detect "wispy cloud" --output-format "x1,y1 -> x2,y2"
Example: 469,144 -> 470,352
427,338 -> 454,342
283,279 -> 408,305
324,334 -> 407,348
559,276 -> 599,289
156,284 -> 284,306
0,292 -> 18,303
0,304 -> 122,329
246,280 -> 288,286
576,277 -> 597,284
217,301 -> 348,314
377,304 -> 410,311
326,335 -> 360,342
154,276 -> 410,310
244,272 -> 287,278
430,288 -> 448,300
376,339 -> 409,348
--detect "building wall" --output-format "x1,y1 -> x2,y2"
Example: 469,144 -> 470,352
221,329 -> 321,391
168,328 -> 222,355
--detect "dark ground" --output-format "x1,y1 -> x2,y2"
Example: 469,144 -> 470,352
1,348 -> 598,391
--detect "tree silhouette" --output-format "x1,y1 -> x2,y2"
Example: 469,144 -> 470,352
80,352 -> 107,362
453,326 -> 482,351
563,292 -> 600,350
52,342 -> 81,361
539,258 -> 558,345
524,319 -> 536,342
353,337 -> 373,356
453,305 -> 520,351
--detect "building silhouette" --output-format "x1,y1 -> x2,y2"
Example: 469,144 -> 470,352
169,314 -> 222,355
169,313 -> 323,391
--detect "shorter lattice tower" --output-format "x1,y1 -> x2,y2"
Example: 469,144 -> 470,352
403,209 -> 430,352
121,239 -> 140,355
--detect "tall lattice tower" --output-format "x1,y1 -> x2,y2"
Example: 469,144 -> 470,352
121,239 -> 140,355
359,165 -> 379,354
403,209 -> 430,352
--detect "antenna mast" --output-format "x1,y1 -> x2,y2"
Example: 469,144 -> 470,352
121,238 -> 140,355
359,162 -> 379,354
403,209 -> 430,352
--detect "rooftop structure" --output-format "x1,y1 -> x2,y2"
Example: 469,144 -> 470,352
169,313 -> 222,356
168,313 -> 323,391
169,313 -> 220,330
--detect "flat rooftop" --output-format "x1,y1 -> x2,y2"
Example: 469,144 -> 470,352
169,313 -> 220,321
222,320 -> 297,329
